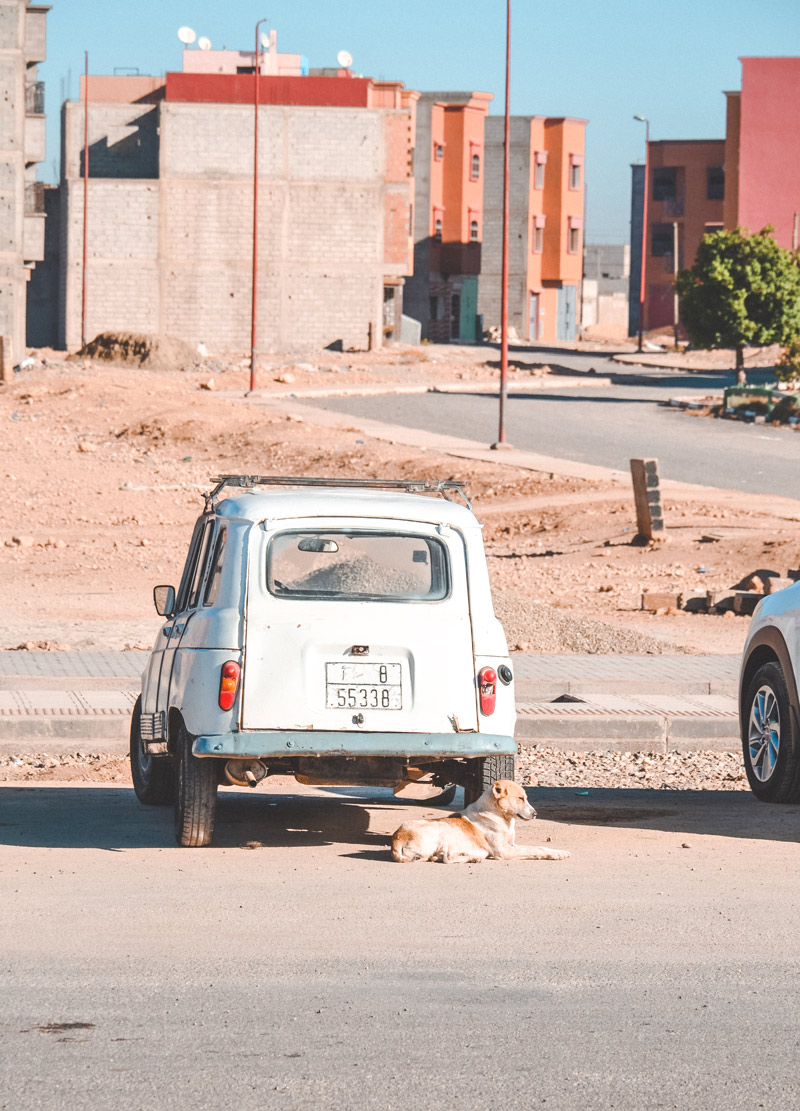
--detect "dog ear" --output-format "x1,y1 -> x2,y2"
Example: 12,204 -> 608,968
492,781 -> 505,798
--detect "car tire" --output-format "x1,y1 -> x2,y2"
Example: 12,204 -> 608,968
462,754 -> 516,807
743,661 -> 800,803
174,717 -> 218,846
130,696 -> 174,806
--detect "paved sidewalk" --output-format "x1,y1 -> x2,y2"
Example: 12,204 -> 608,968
0,651 -> 741,756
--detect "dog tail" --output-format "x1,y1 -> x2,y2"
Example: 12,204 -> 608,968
391,826 -> 416,863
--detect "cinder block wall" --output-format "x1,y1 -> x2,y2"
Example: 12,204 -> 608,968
62,99 -> 391,353
479,116 -> 532,334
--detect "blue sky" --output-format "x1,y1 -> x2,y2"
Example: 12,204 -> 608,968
40,0 -> 799,242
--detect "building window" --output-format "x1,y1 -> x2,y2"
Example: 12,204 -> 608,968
567,216 -> 582,255
471,152 -> 480,180
707,166 -> 725,201
534,152 -> 547,190
470,219 -> 479,242
704,223 -> 724,236
651,223 -> 674,256
434,142 -> 444,161
429,295 -> 443,321
652,168 -> 677,202
568,155 -> 583,191
531,214 -> 545,254
434,218 -> 442,241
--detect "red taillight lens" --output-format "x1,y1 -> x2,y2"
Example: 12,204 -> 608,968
219,661 -> 241,711
478,666 -> 497,715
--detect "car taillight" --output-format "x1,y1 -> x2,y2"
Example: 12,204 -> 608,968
219,661 -> 241,711
478,666 -> 497,715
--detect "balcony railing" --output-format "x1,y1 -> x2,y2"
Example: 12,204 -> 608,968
24,181 -> 45,215
25,81 -> 45,115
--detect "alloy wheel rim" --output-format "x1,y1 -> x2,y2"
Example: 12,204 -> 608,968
748,684 -> 780,782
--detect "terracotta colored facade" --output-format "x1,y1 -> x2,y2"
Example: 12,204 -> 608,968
635,56 -> 800,334
641,139 -> 725,330
728,57 -> 800,248
404,92 -> 492,343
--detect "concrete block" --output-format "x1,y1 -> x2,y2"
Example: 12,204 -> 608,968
734,592 -> 762,615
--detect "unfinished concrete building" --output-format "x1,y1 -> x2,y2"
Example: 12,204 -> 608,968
479,115 -> 587,343
56,65 -> 417,353
0,0 -> 48,365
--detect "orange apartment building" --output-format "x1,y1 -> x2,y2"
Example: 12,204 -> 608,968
632,139 -> 725,332
479,115 -> 586,341
632,56 -> 800,335
404,91 -> 492,342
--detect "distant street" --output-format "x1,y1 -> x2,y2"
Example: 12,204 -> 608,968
304,359 -> 798,498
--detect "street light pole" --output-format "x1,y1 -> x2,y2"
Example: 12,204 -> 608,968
634,115 -> 649,354
494,0 -> 511,447
81,51 -> 89,350
250,18 -> 267,393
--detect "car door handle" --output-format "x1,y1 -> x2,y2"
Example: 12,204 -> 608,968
172,623 -> 184,636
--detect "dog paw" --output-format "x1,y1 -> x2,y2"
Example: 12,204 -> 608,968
550,849 -> 571,860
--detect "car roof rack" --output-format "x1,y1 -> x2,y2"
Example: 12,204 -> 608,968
205,474 -> 471,510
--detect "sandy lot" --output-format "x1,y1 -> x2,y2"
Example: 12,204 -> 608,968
2,347 -> 795,656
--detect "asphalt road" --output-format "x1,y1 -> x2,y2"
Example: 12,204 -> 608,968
305,368 -> 799,498
3,779 -> 800,1110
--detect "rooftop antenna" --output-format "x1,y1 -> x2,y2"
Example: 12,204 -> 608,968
337,49 -> 353,70
197,36 -> 212,51
177,26 -> 196,45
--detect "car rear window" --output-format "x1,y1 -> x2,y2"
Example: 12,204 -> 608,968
267,531 -> 449,601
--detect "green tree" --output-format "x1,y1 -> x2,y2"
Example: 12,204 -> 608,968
675,227 -> 800,372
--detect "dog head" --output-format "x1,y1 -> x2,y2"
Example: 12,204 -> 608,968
491,780 -> 536,821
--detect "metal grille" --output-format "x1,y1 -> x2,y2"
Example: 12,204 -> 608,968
24,181 -> 45,215
25,81 -> 44,115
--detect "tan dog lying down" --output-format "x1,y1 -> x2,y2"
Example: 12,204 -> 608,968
391,779 -> 570,864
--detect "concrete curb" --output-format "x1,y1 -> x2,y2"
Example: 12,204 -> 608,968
221,375 -> 613,403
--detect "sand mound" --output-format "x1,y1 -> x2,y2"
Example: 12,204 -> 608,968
494,589 -> 671,655
73,332 -> 201,370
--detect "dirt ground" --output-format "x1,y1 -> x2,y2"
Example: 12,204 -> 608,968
2,346 -> 796,656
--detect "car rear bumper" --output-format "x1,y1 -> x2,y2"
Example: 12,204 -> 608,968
192,730 -> 516,759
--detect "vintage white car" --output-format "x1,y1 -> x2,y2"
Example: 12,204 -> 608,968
131,475 -> 517,846
740,584 -> 800,802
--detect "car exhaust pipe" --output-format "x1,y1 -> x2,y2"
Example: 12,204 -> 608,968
225,759 -> 267,788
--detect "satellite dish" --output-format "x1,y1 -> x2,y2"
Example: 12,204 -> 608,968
198,36 -> 212,51
177,26 -> 196,45
337,50 -> 353,69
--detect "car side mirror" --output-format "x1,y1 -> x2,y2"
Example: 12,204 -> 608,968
153,584 -> 176,617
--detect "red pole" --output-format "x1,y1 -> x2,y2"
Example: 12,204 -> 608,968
496,0 -> 511,446
250,20 -> 266,393
636,117 -> 650,353
81,51 -> 89,350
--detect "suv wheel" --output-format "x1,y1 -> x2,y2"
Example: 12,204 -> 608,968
174,718 -> 218,846
130,696 -> 174,806
743,661 -> 800,803
463,754 -> 516,807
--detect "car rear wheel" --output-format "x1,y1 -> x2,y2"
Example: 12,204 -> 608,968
462,754 -> 516,807
743,661 -> 800,803
174,718 -> 218,846
130,696 -> 174,806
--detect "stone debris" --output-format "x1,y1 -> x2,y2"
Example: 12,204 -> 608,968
517,746 -> 748,791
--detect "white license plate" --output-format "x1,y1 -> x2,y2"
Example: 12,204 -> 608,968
325,661 -> 402,710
